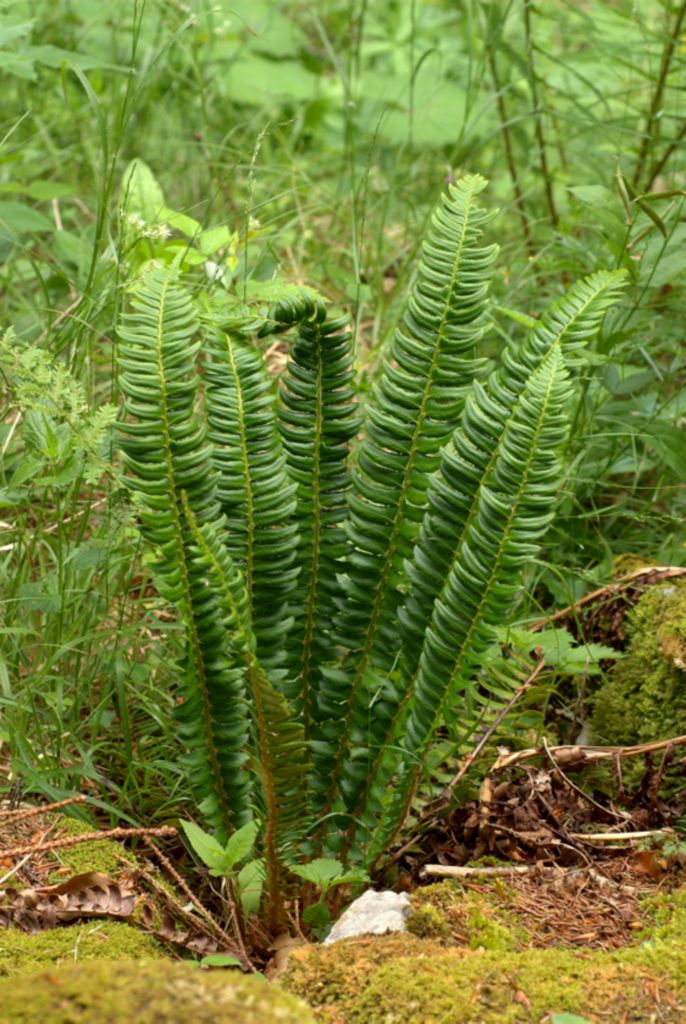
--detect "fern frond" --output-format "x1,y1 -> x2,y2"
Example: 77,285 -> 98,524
117,267 -> 251,835
313,175 -> 498,811
274,302 -> 360,735
399,268 -> 627,664
204,330 -> 299,670
338,269 -> 626,819
181,498 -> 307,929
366,346 -> 571,860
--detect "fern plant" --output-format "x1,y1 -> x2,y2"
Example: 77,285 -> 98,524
115,174 -> 626,928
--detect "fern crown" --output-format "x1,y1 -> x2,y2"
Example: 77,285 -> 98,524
115,174 -> 626,923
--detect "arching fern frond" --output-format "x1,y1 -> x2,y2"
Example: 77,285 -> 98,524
314,174 -> 498,812
180,497 -> 307,930
274,302 -> 360,737
338,269 -> 626,820
116,267 -> 251,836
365,345 -> 572,859
204,330 -> 299,671
399,268 -> 627,666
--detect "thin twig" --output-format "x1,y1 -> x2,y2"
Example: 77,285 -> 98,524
632,0 -> 686,189
382,660 -> 545,871
541,735 -> 623,822
530,565 -> 686,632
0,795 -> 87,822
447,658 -> 545,792
646,119 -> 686,186
490,734 -> 686,773
143,839 -> 234,944
0,826 -> 177,860
486,46 -> 534,257
0,853 -> 34,886
569,829 -> 674,843
421,863 -> 536,879
522,0 -> 557,225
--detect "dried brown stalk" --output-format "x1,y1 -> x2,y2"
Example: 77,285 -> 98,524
0,825 -> 177,860
143,839 -> 232,942
421,863 -> 536,879
490,734 -> 686,774
0,795 -> 87,822
530,565 -> 686,632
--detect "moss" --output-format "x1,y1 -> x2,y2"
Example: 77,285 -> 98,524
406,904 -> 451,940
285,885 -> 686,1023
611,553 -> 655,576
637,881 -> 686,943
286,930 -> 686,1023
0,920 -> 164,978
591,579 -> 686,746
46,817 -> 136,880
0,959 -> 315,1023
409,881 -> 529,951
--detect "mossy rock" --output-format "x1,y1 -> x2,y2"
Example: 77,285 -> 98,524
285,884 -> 686,1022
0,959 -> 315,1023
0,921 -> 164,978
591,579 -> 686,746
406,882 -> 528,951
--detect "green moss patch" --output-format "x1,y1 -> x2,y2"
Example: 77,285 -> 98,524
285,883 -> 686,1022
407,880 -> 528,951
287,932 -> 685,1023
591,579 -> 686,747
0,921 -> 163,977
46,817 -> 137,880
0,959 -> 315,1023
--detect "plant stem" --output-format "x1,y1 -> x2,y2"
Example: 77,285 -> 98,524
486,46 -> 534,257
632,0 -> 686,189
523,0 -> 557,226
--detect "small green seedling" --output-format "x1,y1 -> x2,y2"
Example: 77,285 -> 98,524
181,819 -> 264,917
290,858 -> 369,938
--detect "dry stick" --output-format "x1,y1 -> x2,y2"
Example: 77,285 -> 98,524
0,853 -> 34,886
142,837 -> 247,960
447,658 -> 546,794
421,863 -> 638,895
0,795 -> 88,822
382,660 -> 545,871
530,565 -> 686,632
421,863 -> 536,880
490,734 -> 686,774
0,826 -> 177,860
569,829 -> 675,843
540,735 -> 624,823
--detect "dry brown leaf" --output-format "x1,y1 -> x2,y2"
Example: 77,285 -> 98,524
0,872 -> 136,931
265,934 -> 307,981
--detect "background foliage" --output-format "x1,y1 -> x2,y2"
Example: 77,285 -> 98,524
0,0 -> 684,826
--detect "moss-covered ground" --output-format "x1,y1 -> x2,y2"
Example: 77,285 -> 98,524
284,881 -> 686,1023
0,921 -> 163,978
0,959 -> 315,1023
45,817 -> 138,880
0,816 -> 165,979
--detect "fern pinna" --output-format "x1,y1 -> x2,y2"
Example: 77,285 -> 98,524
115,174 -> 626,925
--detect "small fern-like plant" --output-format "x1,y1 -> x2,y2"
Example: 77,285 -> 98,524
116,175 -> 626,929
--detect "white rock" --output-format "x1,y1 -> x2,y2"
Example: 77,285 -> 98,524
324,889 -> 411,945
